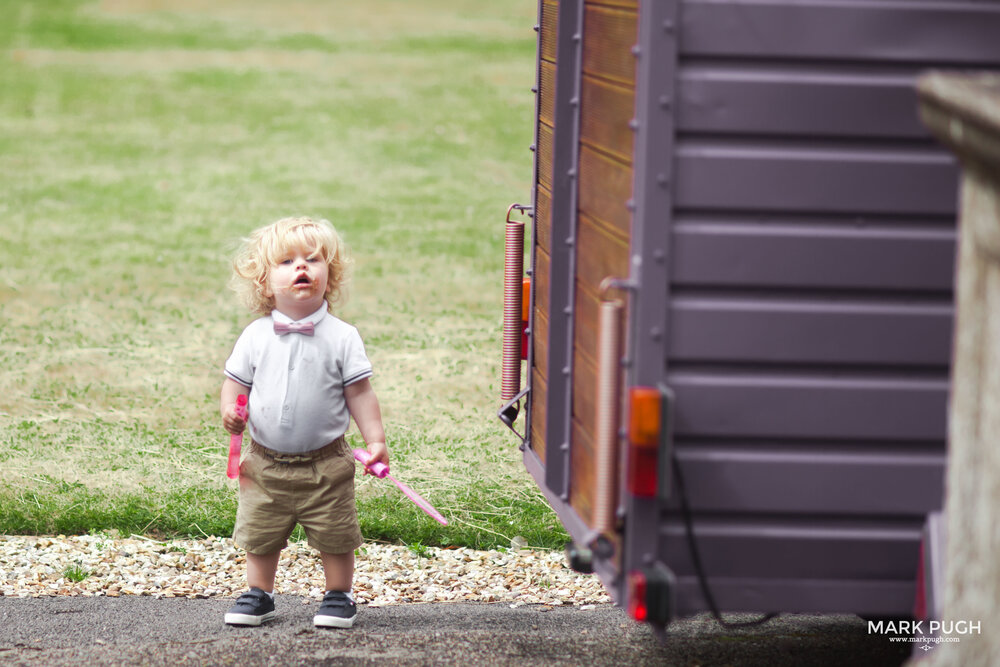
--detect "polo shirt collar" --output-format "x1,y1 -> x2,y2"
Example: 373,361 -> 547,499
272,305 -> 328,328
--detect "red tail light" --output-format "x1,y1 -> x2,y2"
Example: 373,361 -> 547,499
627,565 -> 675,626
628,387 -> 661,497
627,571 -> 649,621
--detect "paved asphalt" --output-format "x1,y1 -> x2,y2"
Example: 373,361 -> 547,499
0,597 -> 912,666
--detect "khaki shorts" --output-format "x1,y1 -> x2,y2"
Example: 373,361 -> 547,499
233,438 -> 363,555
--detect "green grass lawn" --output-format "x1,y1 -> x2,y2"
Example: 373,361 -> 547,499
0,0 -> 564,550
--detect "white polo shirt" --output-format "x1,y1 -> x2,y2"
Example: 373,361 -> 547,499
224,306 -> 373,453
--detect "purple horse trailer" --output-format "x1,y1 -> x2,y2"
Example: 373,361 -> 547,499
498,0 -> 1000,633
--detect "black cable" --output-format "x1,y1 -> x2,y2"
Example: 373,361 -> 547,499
672,454 -> 779,629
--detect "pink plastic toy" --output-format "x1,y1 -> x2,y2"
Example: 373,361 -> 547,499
227,394 -> 248,479
353,448 -> 448,526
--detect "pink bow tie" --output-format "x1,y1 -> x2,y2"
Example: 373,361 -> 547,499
274,321 -> 315,336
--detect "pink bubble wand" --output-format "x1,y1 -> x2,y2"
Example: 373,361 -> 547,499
226,394 -> 248,479
353,448 -> 448,526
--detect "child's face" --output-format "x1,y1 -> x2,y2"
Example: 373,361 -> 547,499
266,243 -> 329,318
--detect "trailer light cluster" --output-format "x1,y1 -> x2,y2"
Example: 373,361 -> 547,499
627,565 -> 674,625
627,386 -> 662,497
627,570 -> 649,621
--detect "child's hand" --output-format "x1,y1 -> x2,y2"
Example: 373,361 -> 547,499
222,402 -> 247,435
363,441 -> 389,475
220,379 -> 249,435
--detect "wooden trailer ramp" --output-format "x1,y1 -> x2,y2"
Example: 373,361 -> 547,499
529,0 -> 637,533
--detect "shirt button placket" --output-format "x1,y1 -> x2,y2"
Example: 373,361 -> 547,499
281,335 -> 299,425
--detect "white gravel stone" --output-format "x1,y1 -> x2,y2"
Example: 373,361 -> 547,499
0,534 -> 611,606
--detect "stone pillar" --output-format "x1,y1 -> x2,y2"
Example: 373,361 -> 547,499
915,73 -> 1000,666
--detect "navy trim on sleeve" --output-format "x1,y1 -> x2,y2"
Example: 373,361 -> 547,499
224,370 -> 253,388
343,369 -> 374,386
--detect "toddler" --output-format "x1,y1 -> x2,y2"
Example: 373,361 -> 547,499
220,216 -> 388,629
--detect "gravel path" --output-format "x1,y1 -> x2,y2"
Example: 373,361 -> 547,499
0,534 -> 610,606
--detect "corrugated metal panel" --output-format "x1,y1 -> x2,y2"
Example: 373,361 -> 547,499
671,373 -> 948,440
671,221 -> 956,292
647,0 -> 1000,617
674,449 -> 945,515
675,142 -> 957,215
681,0 -> 1000,64
664,518 -> 923,579
670,299 -> 954,366
679,66 -> 927,138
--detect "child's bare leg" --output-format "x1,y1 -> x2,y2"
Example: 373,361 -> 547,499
247,550 -> 282,591
320,550 -> 354,592
314,550 -> 357,627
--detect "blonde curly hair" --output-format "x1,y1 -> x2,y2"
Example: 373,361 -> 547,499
231,217 -> 353,315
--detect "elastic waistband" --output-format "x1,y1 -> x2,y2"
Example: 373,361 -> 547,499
249,437 -> 347,464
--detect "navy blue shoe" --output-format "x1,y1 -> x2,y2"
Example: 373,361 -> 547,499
225,588 -> 276,626
314,590 -> 357,628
